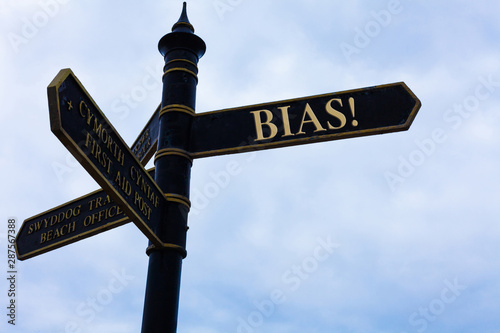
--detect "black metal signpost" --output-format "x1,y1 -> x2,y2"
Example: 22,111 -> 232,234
15,3 -> 421,332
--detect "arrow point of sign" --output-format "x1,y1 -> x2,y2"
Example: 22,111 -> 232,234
399,81 -> 422,130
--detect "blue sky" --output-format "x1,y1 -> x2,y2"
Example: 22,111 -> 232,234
1,1 -> 500,332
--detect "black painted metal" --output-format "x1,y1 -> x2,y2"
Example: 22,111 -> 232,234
47,69 -> 165,247
141,3 -> 206,333
189,83 -> 421,158
15,168 -> 155,261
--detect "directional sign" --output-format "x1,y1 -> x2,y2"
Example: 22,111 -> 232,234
131,104 -> 160,164
47,68 -> 165,246
15,105 -> 159,260
15,168 -> 155,260
190,82 -> 420,158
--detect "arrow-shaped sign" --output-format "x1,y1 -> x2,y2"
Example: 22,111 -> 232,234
190,82 -> 420,158
15,168 -> 155,260
47,69 -> 165,246
15,104 -> 159,260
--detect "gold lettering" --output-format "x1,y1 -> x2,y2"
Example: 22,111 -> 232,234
102,152 -> 112,174
28,220 -> 43,235
82,105 -> 125,167
50,214 -> 59,226
297,103 -> 326,135
98,209 -> 105,222
79,101 -> 87,118
116,149 -> 125,166
325,98 -> 347,130
40,221 -> 77,244
105,134 -> 125,166
86,105 -> 95,126
91,211 -> 101,224
40,230 -> 52,244
85,132 -> 113,174
31,206 -> 81,234
130,166 -> 137,181
85,131 -> 93,150
278,106 -> 294,137
89,197 -> 101,211
134,192 -> 152,220
84,215 -> 92,227
84,203 -> 123,228
130,166 -> 158,205
73,205 -> 81,216
93,142 -> 102,160
108,206 -> 117,218
53,226 -> 61,239
115,171 -> 123,186
250,109 -> 278,141
115,171 -> 132,195
151,193 -> 159,208
67,221 -> 76,234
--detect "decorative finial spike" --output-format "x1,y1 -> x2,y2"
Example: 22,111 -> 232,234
172,2 -> 195,33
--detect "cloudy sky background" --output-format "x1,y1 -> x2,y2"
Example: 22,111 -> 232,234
1,1 -> 500,332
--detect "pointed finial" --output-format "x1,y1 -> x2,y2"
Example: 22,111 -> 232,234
172,2 -> 195,33
158,1 -> 206,58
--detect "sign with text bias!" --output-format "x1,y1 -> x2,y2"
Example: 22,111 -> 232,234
190,82 -> 420,158
47,69 -> 165,246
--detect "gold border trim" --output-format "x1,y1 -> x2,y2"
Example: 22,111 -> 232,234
162,67 -> 198,82
172,21 -> 195,33
155,148 -> 193,164
165,59 -> 198,70
165,193 -> 191,210
159,104 -> 195,117
190,124 -> 409,158
146,243 -> 187,258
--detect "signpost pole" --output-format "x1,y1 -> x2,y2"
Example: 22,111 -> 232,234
15,3 -> 421,331
141,3 -> 206,332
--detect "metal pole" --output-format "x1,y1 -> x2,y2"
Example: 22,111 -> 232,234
141,3 -> 206,332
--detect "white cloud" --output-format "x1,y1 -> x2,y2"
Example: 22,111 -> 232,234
3,1 -> 500,332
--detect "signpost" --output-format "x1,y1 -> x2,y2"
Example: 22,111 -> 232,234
48,69 -> 166,246
15,104 -> 160,260
15,3 -> 421,333
15,103 -> 159,260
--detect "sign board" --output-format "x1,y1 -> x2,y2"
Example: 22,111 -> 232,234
47,69 -> 165,246
15,169 -> 155,260
15,105 -> 159,260
190,82 -> 420,158
131,104 -> 160,164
